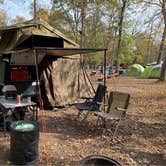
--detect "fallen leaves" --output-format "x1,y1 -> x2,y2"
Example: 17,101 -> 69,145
0,77 -> 166,165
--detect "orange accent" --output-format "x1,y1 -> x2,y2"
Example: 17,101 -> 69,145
39,98 -> 50,164
17,95 -> 21,104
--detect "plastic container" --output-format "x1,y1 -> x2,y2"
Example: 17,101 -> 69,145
10,120 -> 39,165
17,95 -> 21,104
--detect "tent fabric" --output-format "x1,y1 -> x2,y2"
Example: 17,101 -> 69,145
147,61 -> 163,66
141,65 -> 161,78
42,58 -> 94,106
126,64 -> 144,77
0,57 -> 5,83
0,20 -> 77,46
0,19 -> 79,53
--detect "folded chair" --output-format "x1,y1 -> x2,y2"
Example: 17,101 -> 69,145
75,84 -> 107,121
95,91 -> 130,137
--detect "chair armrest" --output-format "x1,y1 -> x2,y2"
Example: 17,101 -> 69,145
116,107 -> 126,112
81,97 -> 93,100
96,102 -> 102,105
96,102 -> 107,107
81,97 -> 93,102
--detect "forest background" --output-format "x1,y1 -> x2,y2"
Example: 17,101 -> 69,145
0,0 -> 166,80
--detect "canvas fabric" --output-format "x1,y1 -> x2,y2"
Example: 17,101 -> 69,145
0,19 -> 78,53
43,58 -> 94,106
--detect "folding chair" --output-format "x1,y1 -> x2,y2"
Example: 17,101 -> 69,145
75,84 -> 107,121
95,91 -> 130,137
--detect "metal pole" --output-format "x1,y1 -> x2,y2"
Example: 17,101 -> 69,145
103,49 -> 107,112
33,49 -> 41,120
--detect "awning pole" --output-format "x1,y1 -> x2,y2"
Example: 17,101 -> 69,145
33,49 -> 42,120
103,49 -> 107,112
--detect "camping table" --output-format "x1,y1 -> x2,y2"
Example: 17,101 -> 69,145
0,97 -> 37,133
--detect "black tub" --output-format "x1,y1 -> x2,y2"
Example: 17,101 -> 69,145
10,120 -> 39,165
80,155 -> 121,166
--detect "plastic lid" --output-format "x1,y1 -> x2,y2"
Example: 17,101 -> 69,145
15,122 -> 35,131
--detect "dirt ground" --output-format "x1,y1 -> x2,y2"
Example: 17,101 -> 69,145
0,77 -> 166,166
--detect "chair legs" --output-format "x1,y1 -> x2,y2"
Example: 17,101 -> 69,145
96,116 -> 100,126
96,116 -> 106,128
76,110 -> 90,122
112,119 -> 122,137
96,116 -> 126,137
81,111 -> 90,122
75,110 -> 82,120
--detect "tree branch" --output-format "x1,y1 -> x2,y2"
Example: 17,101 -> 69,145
141,0 -> 162,7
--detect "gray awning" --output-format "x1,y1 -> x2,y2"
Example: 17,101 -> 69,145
34,47 -> 106,57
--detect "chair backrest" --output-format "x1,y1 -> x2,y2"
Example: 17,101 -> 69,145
92,84 -> 107,103
107,91 -> 130,113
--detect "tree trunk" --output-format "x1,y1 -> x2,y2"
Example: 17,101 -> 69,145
160,52 -> 166,81
157,24 -> 166,64
146,21 -> 154,64
115,0 -> 127,73
157,0 -> 166,64
159,0 -> 166,81
80,0 -> 87,48
34,0 -> 37,20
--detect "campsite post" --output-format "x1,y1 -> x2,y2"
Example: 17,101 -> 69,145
33,49 -> 41,120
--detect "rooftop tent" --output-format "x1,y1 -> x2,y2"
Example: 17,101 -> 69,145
126,64 -> 144,77
0,19 -> 79,54
0,20 -> 106,107
141,64 -> 161,78
0,19 -> 80,66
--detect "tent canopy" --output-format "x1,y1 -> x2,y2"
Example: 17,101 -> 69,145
0,19 -> 106,55
34,47 -> 106,57
0,19 -> 106,65
126,64 -> 144,77
141,65 -> 161,78
0,19 -> 79,54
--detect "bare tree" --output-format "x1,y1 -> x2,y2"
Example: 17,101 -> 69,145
115,0 -> 127,72
80,0 -> 87,48
157,0 -> 166,64
34,0 -> 37,20
160,0 -> 166,81
141,0 -> 166,81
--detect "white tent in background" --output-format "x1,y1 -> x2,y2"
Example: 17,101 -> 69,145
147,61 -> 163,66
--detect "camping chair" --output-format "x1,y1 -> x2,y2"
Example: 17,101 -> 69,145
75,84 -> 107,121
95,91 -> 130,137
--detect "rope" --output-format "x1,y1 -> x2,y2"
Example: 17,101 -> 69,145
81,60 -> 95,95
34,50 -> 49,165
79,54 -> 95,98
110,73 -> 121,91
